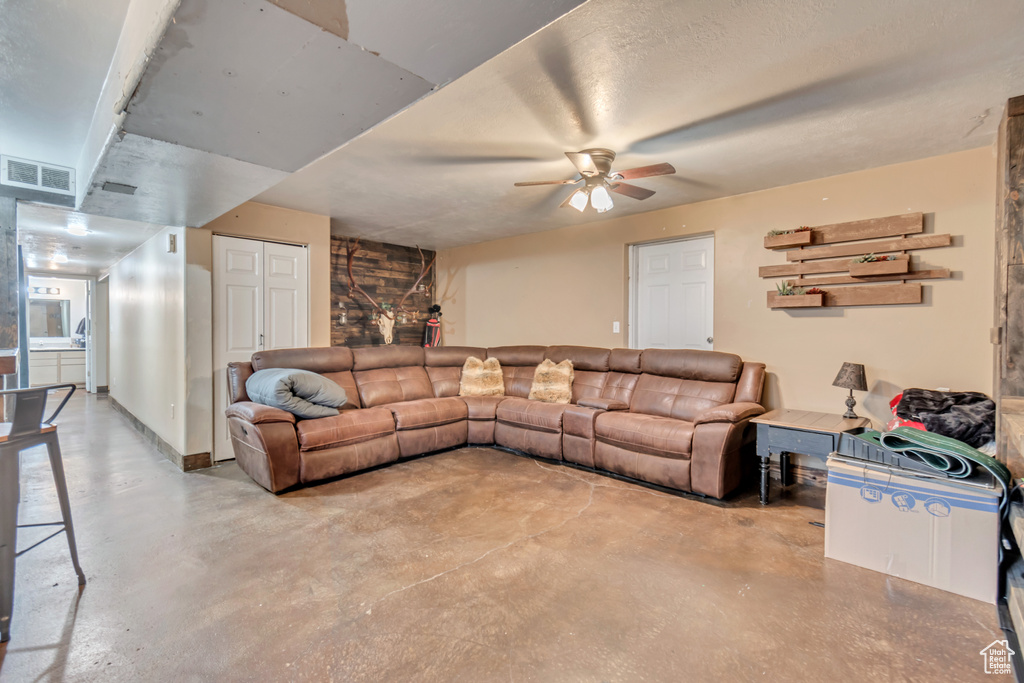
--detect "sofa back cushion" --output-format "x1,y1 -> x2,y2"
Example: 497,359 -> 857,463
602,371 -> 640,404
631,374 -> 737,422
350,345 -> 433,407
545,346 -> 609,371
253,347 -> 354,374
609,348 -> 642,373
640,348 -> 743,382
352,346 -> 425,371
488,346 -> 545,398
251,347 -> 361,408
353,366 -> 434,408
426,346 -> 487,397
544,346 -> 609,403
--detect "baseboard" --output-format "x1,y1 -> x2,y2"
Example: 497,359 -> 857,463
109,397 -> 212,472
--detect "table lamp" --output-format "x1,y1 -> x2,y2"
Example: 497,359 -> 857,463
832,362 -> 867,419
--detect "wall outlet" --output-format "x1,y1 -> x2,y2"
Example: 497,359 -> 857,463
613,321 -> 620,334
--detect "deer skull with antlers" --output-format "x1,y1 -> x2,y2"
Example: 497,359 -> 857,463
346,239 -> 436,344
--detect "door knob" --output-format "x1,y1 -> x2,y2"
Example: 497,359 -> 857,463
706,337 -> 714,344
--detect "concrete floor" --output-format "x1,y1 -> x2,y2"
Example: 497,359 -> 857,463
0,392 -> 1003,681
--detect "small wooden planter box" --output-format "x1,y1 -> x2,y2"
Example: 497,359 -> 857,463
849,256 -> 909,278
764,231 -> 813,249
767,293 -> 824,309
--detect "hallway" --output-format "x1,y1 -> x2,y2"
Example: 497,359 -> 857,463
0,392 -> 1003,681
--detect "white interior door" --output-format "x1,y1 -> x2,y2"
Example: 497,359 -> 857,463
632,235 -> 714,350
263,241 -> 308,350
214,236 -> 263,462
213,236 -> 309,462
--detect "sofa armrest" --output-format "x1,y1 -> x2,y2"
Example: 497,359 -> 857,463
226,401 -> 296,425
694,402 -> 765,425
577,397 -> 629,411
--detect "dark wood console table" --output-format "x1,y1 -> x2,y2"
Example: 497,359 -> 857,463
750,409 -> 871,505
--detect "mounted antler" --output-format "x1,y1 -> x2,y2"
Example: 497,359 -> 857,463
346,238 -> 436,344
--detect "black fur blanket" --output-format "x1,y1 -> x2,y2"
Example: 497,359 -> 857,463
895,389 -> 995,448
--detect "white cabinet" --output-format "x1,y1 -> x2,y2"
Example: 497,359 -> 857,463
60,351 -> 86,384
29,350 -> 86,386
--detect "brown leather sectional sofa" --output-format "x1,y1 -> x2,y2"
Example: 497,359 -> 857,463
224,345 -> 766,499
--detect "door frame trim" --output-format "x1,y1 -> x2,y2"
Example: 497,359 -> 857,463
628,232 -> 715,350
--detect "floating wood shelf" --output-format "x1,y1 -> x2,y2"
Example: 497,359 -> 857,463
849,255 -> 910,277
764,231 -> 812,249
785,268 -> 950,287
825,283 -> 922,307
785,233 -> 951,262
767,293 -> 824,308
761,212 -> 950,309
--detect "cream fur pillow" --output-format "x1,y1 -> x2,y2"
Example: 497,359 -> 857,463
459,357 -> 504,397
528,359 -> 574,404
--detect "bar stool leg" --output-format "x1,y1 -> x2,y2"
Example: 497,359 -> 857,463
45,435 -> 85,586
0,446 -> 20,641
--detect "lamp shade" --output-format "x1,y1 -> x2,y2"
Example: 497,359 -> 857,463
832,362 -> 867,391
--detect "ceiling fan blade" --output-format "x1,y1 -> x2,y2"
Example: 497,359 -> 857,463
613,163 -> 676,180
610,182 -> 656,200
565,151 -> 599,176
514,178 -> 581,187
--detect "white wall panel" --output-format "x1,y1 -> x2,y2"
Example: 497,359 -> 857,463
108,226 -> 186,453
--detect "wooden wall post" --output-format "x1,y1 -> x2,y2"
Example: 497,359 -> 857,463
995,96 -> 1024,475
0,197 -> 18,420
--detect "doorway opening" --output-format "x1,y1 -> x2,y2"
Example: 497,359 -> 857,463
629,233 -> 715,350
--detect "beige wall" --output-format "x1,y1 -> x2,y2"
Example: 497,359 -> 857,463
108,226 -> 187,453
202,201 -> 331,346
438,147 -> 996,426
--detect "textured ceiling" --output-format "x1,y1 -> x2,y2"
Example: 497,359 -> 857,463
7,0 -> 1024,268
78,0 -> 584,229
0,0 -> 132,170
17,202 -> 166,277
255,0 -> 1024,249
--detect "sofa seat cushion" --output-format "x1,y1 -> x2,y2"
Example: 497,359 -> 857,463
461,396 -> 506,421
296,407 -> 396,452
496,397 -> 568,434
595,412 -> 694,459
384,397 -> 468,431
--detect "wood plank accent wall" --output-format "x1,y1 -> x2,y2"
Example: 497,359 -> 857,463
0,198 -> 16,352
995,95 -> 1024,475
0,197 -> 17,421
330,236 -> 436,348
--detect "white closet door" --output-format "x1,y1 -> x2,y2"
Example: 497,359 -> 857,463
632,235 -> 715,350
263,241 -> 308,350
213,236 -> 264,462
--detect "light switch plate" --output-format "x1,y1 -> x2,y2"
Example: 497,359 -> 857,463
613,321 -> 620,334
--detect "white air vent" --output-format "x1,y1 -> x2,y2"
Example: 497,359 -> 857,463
1,155 -> 75,196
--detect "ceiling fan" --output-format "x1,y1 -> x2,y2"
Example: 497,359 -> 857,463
513,148 -> 676,213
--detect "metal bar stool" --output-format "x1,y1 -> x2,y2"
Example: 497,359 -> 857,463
0,383 -> 85,642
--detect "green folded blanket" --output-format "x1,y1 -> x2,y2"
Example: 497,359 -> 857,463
875,426 -> 1011,514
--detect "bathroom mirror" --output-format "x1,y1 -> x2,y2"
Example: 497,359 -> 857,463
29,299 -> 71,337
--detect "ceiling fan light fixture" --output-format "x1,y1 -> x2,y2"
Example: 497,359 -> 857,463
568,188 -> 589,212
590,185 -> 614,213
